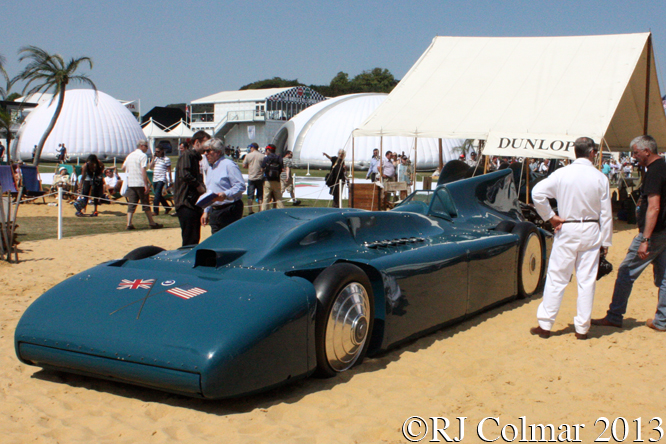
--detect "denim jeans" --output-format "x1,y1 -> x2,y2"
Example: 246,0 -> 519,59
607,231 -> 666,328
152,181 -> 168,213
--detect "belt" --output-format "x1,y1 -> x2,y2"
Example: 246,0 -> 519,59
561,219 -> 599,224
210,200 -> 240,211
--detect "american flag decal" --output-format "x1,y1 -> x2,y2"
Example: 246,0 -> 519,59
167,285 -> 207,300
117,279 -> 155,290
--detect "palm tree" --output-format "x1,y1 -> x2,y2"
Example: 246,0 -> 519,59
452,139 -> 476,157
0,57 -> 17,163
16,46 -> 96,166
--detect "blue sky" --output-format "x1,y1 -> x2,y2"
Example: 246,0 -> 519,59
3,0 -> 665,112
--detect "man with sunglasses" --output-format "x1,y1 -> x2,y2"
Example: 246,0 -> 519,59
593,135 -> 666,332
529,137 -> 613,340
200,138 -> 246,234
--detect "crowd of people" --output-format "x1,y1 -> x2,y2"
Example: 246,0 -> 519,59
364,148 -> 415,185
172,132 -> 301,246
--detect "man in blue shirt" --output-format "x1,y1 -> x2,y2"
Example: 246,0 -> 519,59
200,138 -> 246,234
366,148 -> 380,182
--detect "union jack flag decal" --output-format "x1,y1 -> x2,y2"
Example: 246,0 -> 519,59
117,279 -> 155,290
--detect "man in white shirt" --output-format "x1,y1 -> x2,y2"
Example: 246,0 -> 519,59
530,137 -> 613,340
381,151 -> 395,182
122,140 -> 162,230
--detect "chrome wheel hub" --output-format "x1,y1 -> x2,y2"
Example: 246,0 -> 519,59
521,232 -> 543,295
325,282 -> 370,372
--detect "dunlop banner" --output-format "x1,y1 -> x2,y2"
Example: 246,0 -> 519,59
484,133 -> 579,159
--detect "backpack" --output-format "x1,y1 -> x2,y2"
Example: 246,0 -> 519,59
265,156 -> 281,181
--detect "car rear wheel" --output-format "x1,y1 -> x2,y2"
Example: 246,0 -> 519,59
123,245 -> 165,260
512,223 -> 545,298
314,263 -> 374,377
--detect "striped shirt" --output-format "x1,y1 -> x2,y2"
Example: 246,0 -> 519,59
153,156 -> 171,182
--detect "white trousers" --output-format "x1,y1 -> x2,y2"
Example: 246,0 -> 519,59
537,223 -> 601,334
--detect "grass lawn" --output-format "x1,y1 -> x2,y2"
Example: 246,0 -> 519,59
14,196 -> 333,243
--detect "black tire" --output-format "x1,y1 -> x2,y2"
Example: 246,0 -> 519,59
313,263 -> 374,378
123,245 -> 165,260
512,222 -> 545,298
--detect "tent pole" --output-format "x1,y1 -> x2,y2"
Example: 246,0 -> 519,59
351,136 -> 355,208
414,137 -> 418,194
379,135 -> 383,179
526,159 -> 531,205
643,34 -> 653,135
438,138 -> 443,171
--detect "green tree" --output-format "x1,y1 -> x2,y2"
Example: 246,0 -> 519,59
350,68 -> 397,93
240,77 -> 303,90
328,71 -> 351,95
309,68 -> 398,97
15,46 -> 96,166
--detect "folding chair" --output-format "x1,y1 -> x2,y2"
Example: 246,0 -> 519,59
19,165 -> 46,203
0,165 -> 18,195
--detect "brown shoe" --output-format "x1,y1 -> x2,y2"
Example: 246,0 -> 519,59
591,317 -> 622,328
575,332 -> 588,340
150,223 -> 164,230
530,326 -> 551,338
646,319 -> 666,332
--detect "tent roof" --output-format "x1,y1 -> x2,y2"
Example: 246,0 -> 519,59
354,33 -> 666,158
191,87 -> 293,104
167,120 -> 194,137
276,93 -> 463,169
142,118 -> 170,139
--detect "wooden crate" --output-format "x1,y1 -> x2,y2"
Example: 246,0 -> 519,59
350,183 -> 381,211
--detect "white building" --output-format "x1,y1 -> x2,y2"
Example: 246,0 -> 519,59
190,86 -> 326,149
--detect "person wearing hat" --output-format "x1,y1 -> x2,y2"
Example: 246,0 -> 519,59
52,166 -> 71,192
261,144 -> 284,211
242,142 -> 265,214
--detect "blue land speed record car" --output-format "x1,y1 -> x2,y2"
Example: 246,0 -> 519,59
15,169 -> 550,398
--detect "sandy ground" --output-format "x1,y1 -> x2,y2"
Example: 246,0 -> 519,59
1,205 -> 664,444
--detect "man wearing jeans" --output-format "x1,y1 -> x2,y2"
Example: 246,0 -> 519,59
593,135 -> 666,332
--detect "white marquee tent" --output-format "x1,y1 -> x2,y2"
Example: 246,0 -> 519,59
141,118 -> 171,153
14,89 -> 145,162
167,120 -> 194,138
354,33 -> 666,159
274,93 -> 464,169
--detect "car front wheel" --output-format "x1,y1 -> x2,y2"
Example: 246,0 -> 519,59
313,263 -> 374,377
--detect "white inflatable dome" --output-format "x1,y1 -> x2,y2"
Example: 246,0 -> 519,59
14,89 -> 145,162
272,93 -> 464,170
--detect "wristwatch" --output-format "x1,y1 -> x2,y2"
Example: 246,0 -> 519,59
641,238 -> 650,243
